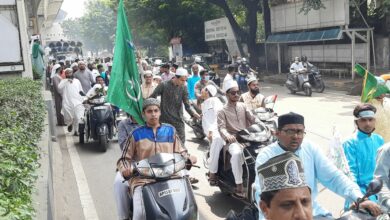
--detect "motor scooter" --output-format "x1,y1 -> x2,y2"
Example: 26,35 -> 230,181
252,95 -> 278,140
205,123 -> 274,203
286,68 -> 312,96
127,153 -> 198,220
78,94 -> 115,152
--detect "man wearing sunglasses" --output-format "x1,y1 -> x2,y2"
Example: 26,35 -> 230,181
217,80 -> 257,198
254,112 -> 381,219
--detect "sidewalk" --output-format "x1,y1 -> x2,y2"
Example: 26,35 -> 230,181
261,73 -> 361,94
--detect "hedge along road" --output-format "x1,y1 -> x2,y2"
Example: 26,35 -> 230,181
54,82 -> 360,219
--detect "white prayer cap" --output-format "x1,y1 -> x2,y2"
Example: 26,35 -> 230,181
154,59 -> 162,66
50,64 -> 61,78
223,79 -> 239,93
205,85 -> 217,97
70,62 -> 78,68
78,60 -> 85,65
144,70 -> 153,77
247,77 -> 257,86
175,68 -> 188,77
153,75 -> 162,80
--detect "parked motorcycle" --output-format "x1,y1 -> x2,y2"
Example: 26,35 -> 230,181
286,69 -> 312,96
78,95 -> 115,152
205,123 -> 274,203
127,153 -> 198,220
308,66 -> 325,93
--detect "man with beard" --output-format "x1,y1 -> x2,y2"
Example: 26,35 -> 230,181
343,104 -> 384,206
239,78 -> 265,110
254,112 -> 382,219
70,62 -> 78,73
74,61 -> 94,94
58,68 -> 85,135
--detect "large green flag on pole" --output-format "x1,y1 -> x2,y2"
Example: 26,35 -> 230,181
107,0 -> 144,124
354,64 -> 390,102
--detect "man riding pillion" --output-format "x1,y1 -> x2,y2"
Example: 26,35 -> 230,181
217,80 -> 258,198
239,77 -> 265,111
238,58 -> 256,92
343,104 -> 384,208
254,112 -> 382,219
116,98 -> 197,220
201,85 -> 225,186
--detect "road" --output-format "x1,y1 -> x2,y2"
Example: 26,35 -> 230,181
54,83 -> 360,220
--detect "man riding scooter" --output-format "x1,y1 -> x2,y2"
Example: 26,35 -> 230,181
217,80 -> 258,198
289,56 -> 305,89
116,98 -> 197,220
238,58 -> 256,92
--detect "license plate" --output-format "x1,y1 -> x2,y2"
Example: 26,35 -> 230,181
94,106 -> 106,110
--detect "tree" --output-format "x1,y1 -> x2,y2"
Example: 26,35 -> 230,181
117,0 -> 223,56
207,0 -> 270,66
61,0 -> 116,53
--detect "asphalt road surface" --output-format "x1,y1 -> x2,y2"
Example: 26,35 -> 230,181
55,83 -> 360,220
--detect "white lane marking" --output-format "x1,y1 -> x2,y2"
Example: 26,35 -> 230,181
64,130 -> 99,220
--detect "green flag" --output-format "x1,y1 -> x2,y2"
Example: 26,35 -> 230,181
354,64 -> 390,102
107,0 -> 144,124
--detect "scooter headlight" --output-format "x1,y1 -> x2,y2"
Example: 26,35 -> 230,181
151,163 -> 175,178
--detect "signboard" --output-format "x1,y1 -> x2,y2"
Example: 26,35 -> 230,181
0,0 -> 16,6
204,17 -> 235,42
271,0 -> 349,33
0,7 -> 22,63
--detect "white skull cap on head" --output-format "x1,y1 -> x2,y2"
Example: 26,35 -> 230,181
223,79 -> 239,93
205,85 -> 217,97
175,67 -> 188,77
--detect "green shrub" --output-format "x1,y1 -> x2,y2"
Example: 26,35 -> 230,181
0,78 -> 45,219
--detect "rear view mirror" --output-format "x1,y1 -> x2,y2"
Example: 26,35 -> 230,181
365,178 -> 383,199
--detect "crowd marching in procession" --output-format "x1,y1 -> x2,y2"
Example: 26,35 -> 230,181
40,1 -> 390,220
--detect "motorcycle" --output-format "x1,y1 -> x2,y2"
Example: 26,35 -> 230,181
205,123 -> 274,203
308,66 -> 325,93
127,153 -> 198,220
286,68 -> 312,96
78,95 -> 115,152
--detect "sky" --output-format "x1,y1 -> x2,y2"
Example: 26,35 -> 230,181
60,0 -> 88,19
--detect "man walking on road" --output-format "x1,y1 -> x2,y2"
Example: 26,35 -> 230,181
150,67 -> 200,144
58,68 -> 85,135
74,61 -> 94,94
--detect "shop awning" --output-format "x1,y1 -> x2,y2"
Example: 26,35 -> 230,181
266,28 -> 343,43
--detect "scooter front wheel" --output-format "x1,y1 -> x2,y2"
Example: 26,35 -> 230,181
315,80 -> 325,93
99,135 -> 109,152
304,87 -> 312,96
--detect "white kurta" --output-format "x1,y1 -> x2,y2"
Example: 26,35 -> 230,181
58,78 -> 85,129
202,96 -> 225,173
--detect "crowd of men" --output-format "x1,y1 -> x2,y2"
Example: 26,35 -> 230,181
48,55 -> 390,220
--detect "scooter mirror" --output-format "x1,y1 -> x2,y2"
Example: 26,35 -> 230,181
365,178 -> 383,198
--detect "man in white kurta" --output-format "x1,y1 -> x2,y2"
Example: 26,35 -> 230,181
201,85 -> 225,186
58,68 -> 85,135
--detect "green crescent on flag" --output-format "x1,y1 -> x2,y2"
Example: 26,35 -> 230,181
354,64 -> 390,102
107,0 -> 144,124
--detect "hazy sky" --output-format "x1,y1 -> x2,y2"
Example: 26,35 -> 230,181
61,0 -> 87,19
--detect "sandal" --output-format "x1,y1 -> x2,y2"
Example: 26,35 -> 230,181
232,190 -> 245,199
188,176 -> 199,184
208,178 -> 218,186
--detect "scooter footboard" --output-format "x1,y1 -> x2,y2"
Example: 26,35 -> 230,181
142,178 -> 198,220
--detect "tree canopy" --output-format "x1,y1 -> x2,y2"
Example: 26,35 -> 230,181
61,0 -> 116,53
